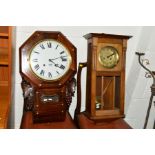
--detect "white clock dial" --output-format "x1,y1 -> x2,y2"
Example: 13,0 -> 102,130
29,39 -> 72,81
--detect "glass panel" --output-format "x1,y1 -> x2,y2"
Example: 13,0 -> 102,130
95,76 -> 120,110
41,94 -> 60,103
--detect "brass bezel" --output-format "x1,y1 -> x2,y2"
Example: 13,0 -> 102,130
98,46 -> 119,68
28,39 -> 72,81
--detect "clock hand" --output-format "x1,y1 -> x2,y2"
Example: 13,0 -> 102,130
107,52 -> 115,59
49,59 -> 59,67
50,57 -> 60,61
49,59 -> 63,69
50,56 -> 67,61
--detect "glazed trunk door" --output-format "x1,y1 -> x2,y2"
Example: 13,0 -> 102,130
95,75 -> 122,117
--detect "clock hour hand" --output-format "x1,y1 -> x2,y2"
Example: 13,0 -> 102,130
49,59 -> 65,69
49,59 -> 59,67
49,59 -> 65,70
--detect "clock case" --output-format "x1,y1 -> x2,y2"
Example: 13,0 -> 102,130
84,33 -> 132,121
19,31 -> 77,123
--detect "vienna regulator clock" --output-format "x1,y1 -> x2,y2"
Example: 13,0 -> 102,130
20,31 -> 76,123
84,33 -> 132,120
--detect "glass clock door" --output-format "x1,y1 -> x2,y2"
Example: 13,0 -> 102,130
95,75 -> 121,113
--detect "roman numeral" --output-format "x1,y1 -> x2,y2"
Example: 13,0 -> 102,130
60,64 -> 65,70
47,42 -> 52,48
61,56 -> 67,61
60,51 -> 65,54
48,72 -> 52,78
40,44 -> 45,49
56,71 -> 60,74
40,70 -> 45,76
55,45 -> 59,49
34,64 -> 40,71
32,59 -> 38,62
34,51 -> 39,54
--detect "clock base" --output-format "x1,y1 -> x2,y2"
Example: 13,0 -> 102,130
20,111 -> 76,129
84,111 -> 125,122
76,112 -> 131,129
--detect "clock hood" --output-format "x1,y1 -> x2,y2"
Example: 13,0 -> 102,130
19,31 -> 77,88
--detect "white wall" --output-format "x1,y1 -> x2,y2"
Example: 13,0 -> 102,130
125,27 -> 155,128
13,26 -> 150,129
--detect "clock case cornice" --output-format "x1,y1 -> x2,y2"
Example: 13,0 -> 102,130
19,31 -> 77,89
84,33 -> 132,40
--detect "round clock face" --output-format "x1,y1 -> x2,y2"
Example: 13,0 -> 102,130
98,46 -> 119,68
29,39 -> 72,81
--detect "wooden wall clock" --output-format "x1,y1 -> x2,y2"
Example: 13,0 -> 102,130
84,33 -> 132,121
20,31 -> 77,123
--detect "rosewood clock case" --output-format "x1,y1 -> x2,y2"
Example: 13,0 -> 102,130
20,31 -> 77,123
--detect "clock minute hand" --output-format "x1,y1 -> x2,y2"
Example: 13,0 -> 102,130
50,57 -> 61,61
107,52 -> 115,58
50,56 -> 67,61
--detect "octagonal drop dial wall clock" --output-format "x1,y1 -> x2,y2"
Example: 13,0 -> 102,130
20,31 -> 77,123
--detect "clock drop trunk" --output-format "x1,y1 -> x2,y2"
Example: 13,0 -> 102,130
33,90 -> 66,123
